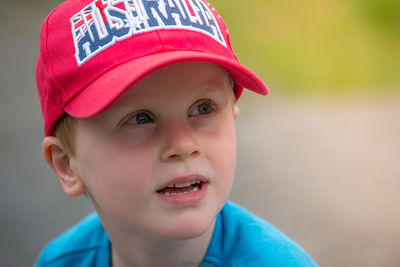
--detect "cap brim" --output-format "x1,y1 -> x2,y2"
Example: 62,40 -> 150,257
64,51 -> 268,118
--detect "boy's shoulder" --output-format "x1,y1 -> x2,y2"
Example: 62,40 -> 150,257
35,212 -> 110,267
202,201 -> 318,266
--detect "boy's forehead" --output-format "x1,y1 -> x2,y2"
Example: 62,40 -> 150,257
84,62 -> 233,122
114,62 -> 231,101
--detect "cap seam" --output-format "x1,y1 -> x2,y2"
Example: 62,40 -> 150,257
208,2 -> 236,61
156,30 -> 165,51
44,6 -> 67,106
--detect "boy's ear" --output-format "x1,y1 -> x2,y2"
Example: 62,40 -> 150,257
42,137 -> 85,197
233,105 -> 240,120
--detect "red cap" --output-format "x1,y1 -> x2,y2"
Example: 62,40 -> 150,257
36,0 -> 268,136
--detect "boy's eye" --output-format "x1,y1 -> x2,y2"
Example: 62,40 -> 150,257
190,101 -> 215,116
127,112 -> 154,125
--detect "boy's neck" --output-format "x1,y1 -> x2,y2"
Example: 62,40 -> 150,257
109,219 -> 216,267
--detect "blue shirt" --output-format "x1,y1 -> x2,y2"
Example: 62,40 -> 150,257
35,201 -> 318,266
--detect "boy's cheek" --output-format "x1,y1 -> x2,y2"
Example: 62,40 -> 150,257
109,126 -> 157,150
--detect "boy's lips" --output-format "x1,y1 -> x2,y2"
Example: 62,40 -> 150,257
156,175 -> 209,192
156,175 -> 209,205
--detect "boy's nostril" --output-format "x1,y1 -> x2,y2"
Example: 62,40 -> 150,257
190,150 -> 200,157
168,153 -> 180,159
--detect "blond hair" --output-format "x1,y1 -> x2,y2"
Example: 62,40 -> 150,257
54,114 -> 77,155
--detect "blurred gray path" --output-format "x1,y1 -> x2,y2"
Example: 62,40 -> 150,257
1,2 -> 400,267
233,94 -> 400,267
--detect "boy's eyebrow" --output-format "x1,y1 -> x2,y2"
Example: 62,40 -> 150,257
191,75 -> 234,97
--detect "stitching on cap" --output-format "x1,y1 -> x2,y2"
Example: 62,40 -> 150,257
44,6 -> 67,104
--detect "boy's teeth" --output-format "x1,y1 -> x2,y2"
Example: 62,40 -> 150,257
167,180 -> 200,188
161,184 -> 200,195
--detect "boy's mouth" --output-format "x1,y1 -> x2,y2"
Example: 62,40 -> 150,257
156,180 -> 203,195
155,175 -> 209,205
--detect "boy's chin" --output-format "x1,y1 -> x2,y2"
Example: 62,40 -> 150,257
158,215 -> 216,241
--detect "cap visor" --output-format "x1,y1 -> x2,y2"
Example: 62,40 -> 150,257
64,51 -> 268,118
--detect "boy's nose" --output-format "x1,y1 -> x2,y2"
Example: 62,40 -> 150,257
160,122 -> 201,162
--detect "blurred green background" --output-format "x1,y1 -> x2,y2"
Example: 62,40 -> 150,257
214,0 -> 400,95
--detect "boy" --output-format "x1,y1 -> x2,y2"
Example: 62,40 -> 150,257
35,0 -> 318,266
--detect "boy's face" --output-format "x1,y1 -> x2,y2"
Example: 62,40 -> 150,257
70,62 -> 239,240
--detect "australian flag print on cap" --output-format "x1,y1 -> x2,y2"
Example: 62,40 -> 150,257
71,0 -> 227,65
